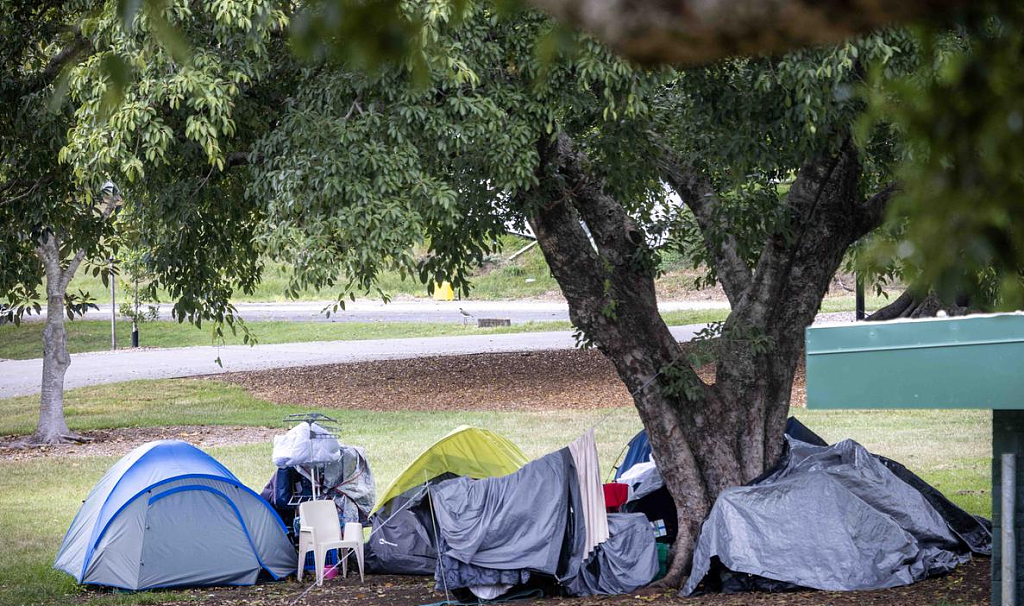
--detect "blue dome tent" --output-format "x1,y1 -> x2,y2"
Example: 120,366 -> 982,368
55,440 -> 295,590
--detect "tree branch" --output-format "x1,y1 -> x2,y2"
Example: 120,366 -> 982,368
524,135 -> 605,305
732,137 -> 862,327
526,0 -> 983,65
866,288 -> 914,321
527,132 -> 693,379
60,194 -> 120,291
653,139 -> 752,306
544,132 -> 646,269
226,151 -> 263,168
860,182 -> 898,233
35,233 -> 63,294
26,32 -> 93,94
1,175 -> 52,208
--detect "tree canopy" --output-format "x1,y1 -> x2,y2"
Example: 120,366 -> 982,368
7,1 -> 1019,318
39,0 -> 911,307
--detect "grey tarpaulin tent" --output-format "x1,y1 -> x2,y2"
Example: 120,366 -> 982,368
682,436 -> 990,595
55,440 -> 295,590
430,433 -> 658,598
364,426 -> 529,576
366,428 -> 657,597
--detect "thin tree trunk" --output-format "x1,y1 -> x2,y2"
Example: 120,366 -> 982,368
29,234 -> 88,445
35,289 -> 74,443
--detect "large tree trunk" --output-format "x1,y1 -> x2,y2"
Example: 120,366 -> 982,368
525,131 -> 893,588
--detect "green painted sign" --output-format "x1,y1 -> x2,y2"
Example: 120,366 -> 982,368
805,313 -> 1024,410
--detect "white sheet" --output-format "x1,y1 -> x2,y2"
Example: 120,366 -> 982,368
567,428 -> 609,560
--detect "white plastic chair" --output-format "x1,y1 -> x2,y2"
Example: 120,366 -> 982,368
296,500 -> 364,585
342,522 -> 365,581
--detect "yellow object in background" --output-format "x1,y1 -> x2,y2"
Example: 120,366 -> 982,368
433,281 -> 455,301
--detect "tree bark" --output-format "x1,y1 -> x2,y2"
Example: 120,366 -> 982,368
525,130 -> 892,588
26,197 -> 116,444
525,0 -> 984,66
31,235 -> 78,444
867,286 -> 973,320
526,132 -> 713,585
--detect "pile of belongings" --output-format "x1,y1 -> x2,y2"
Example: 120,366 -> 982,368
612,418 -> 992,595
55,440 -> 294,590
365,426 -> 659,599
366,425 -> 528,576
261,421 -> 376,531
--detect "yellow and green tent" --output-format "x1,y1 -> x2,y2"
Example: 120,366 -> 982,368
371,425 -> 528,514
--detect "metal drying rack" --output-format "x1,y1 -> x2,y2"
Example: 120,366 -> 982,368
283,413 -> 342,505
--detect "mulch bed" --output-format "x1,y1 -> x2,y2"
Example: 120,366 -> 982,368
215,349 -> 806,412
76,557 -> 990,606
216,349 -> 634,411
0,425 -> 279,461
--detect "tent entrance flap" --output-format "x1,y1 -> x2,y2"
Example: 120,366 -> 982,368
139,488 -> 261,588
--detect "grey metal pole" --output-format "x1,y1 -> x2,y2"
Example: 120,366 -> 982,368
855,273 -> 865,321
1003,452 -> 1017,606
131,273 -> 139,348
110,258 -> 116,351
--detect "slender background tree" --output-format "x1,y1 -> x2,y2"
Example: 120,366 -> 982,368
1,1 -> 284,443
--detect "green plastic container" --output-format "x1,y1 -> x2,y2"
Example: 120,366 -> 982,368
655,542 -> 670,580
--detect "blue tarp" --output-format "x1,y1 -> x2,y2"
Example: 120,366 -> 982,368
614,432 -> 652,480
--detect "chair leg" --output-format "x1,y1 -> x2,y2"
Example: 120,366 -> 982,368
356,543 -> 364,582
297,549 -> 305,583
341,548 -> 348,579
314,546 -> 327,586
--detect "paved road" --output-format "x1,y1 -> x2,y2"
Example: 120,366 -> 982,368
0,325 -> 706,399
53,299 -> 730,324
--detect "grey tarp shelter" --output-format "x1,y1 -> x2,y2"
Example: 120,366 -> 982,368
431,448 -> 658,597
805,313 -> 1022,604
364,426 -> 529,576
365,428 -> 657,597
682,436 -> 988,595
55,440 -> 295,590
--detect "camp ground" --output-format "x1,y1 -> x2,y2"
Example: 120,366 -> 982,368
0,334 -> 996,606
0,314 -> 997,606
0,358 -> 986,606
9,0 -> 1024,603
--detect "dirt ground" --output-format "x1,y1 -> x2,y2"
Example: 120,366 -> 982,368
0,425 -> 278,461
78,557 -> 990,606
216,348 -> 807,412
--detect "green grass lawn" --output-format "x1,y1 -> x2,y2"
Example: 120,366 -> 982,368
61,235 -> 901,308
0,378 -> 992,606
65,235 -> 565,303
818,294 -> 895,314
0,309 -> 731,360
